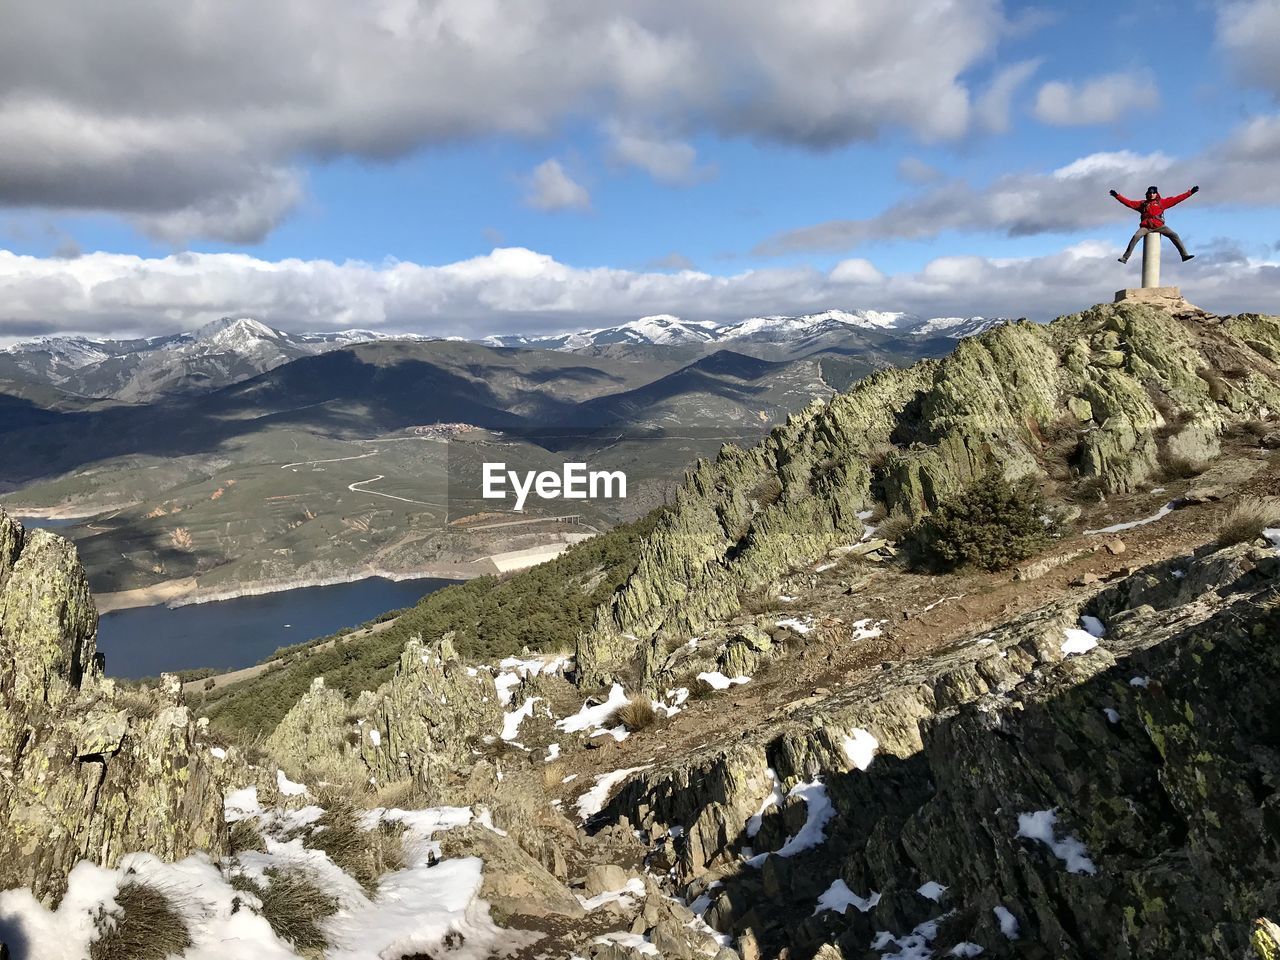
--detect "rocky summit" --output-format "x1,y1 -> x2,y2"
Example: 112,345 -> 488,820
2,299 -> 1280,959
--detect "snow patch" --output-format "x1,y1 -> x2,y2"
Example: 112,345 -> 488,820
746,768 -> 783,838
224,786 -> 262,822
1017,809 -> 1097,875
776,616 -> 813,635
1079,614 -> 1106,637
502,696 -> 540,742
916,880 -> 947,902
696,671 -> 750,691
578,878 -> 646,911
814,878 -> 880,915
851,618 -> 884,640
556,684 -> 630,735
842,728 -> 879,770
576,766 -> 652,820
994,905 -> 1020,939
748,780 -> 835,865
1084,501 -> 1174,535
1060,628 -> 1099,656
275,769 -> 308,797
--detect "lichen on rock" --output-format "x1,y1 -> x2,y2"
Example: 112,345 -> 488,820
0,510 -> 229,902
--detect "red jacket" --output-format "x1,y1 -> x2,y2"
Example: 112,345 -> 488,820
1114,190 -> 1193,229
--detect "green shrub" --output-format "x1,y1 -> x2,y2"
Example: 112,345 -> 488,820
910,472 -> 1052,572
90,880 -> 191,960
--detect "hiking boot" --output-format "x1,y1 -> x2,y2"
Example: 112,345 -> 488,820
1117,257 -> 1128,264
1182,254 -> 1195,262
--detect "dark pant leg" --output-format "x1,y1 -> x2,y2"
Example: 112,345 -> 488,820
1121,227 -> 1149,261
1157,226 -> 1190,258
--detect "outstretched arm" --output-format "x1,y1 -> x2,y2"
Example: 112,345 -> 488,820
1110,189 -> 1141,210
1162,186 -> 1198,208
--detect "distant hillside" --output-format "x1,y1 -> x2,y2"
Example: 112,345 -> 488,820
2,309 -> 1005,403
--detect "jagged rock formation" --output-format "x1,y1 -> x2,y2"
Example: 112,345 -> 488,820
578,303 -> 1280,683
596,540 -> 1280,958
267,634 -> 505,797
0,510 -> 229,902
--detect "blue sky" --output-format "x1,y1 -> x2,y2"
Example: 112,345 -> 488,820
0,0 -> 1277,340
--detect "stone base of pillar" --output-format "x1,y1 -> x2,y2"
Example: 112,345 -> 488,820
1114,285 -> 1183,306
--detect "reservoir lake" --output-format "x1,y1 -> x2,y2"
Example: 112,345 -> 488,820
95,576 -> 456,679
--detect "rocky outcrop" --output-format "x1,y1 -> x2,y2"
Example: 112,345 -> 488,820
593,539 -> 1280,958
577,303 -> 1280,684
266,634 -> 505,798
0,510 -> 228,902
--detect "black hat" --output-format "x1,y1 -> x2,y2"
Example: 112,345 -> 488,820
1146,185 -> 1159,194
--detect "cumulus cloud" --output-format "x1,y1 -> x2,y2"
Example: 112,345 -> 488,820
974,59 -> 1041,133
897,157 -> 945,184
1033,71 -> 1159,126
756,115 -> 1280,254
606,125 -> 712,184
1,242 -> 1274,347
524,160 -> 591,212
0,0 -> 1008,239
1217,0 -> 1280,98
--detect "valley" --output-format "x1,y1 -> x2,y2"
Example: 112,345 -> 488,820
0,310 -> 969,604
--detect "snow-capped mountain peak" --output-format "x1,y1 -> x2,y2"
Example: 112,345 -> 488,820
186,317 -> 285,348
906,316 -> 1009,339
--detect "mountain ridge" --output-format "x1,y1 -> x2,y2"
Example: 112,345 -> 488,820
3,309 -> 1008,402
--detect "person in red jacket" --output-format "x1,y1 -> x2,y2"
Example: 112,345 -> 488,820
1110,184 -> 1199,263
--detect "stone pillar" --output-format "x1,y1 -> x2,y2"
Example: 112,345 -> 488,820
1141,231 -> 1160,288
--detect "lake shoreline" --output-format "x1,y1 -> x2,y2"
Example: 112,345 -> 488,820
96,575 -> 458,679
95,564 -> 483,613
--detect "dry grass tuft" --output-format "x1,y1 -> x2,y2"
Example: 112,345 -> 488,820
231,868 -> 338,951
1216,496 -> 1280,547
874,510 -> 915,543
90,880 -> 192,960
1158,449 -> 1206,480
304,798 -> 406,892
228,817 -> 266,854
608,698 -> 658,732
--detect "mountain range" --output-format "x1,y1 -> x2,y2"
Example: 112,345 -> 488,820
3,309 -> 1007,402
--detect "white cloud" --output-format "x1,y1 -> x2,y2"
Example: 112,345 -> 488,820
607,125 -> 711,184
0,0 -> 1008,239
524,160 -> 591,212
829,258 -> 885,284
1,241 -> 1274,347
1217,0 -> 1280,98
897,157 -> 944,184
1033,71 -> 1159,126
756,114 -> 1280,254
975,59 -> 1041,133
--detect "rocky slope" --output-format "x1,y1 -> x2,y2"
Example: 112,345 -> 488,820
1,297 -> 1279,959
577,300 -> 1280,684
